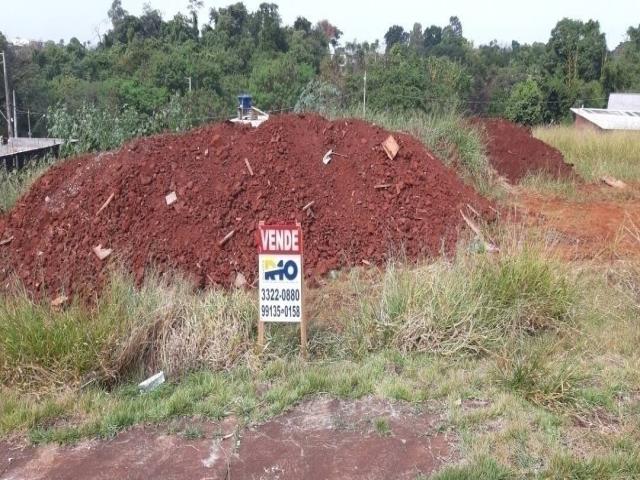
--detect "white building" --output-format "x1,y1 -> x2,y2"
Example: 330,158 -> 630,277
571,93 -> 640,131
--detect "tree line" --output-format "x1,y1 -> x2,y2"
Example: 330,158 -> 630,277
1,0 -> 640,144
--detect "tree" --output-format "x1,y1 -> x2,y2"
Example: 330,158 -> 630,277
408,23 -> 424,54
384,25 -> 408,53
548,18 -> 607,83
505,78 -> 544,125
293,17 -> 312,34
316,20 -> 342,48
107,0 -> 126,27
423,25 -> 442,51
251,3 -> 287,52
187,0 -> 204,36
444,16 -> 463,39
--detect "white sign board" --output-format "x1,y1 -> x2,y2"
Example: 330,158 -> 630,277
257,224 -> 303,323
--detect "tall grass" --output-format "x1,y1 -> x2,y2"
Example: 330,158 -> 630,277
534,126 -> 640,182
0,228 -> 579,391
0,158 -> 56,213
0,272 -> 256,390
340,244 -> 575,358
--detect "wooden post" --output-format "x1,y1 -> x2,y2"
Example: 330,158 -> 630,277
257,318 -> 265,353
300,279 -> 308,359
298,221 -> 307,359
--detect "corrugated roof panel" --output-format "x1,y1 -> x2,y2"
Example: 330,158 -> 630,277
571,108 -> 640,131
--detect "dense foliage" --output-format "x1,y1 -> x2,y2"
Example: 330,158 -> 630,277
2,1 -> 640,147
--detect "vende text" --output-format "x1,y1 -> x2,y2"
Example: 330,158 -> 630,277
260,229 -> 300,253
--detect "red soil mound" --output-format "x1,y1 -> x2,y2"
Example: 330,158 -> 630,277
475,118 -> 575,183
0,114 -> 492,298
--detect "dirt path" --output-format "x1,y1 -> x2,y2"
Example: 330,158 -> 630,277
0,397 -> 455,480
514,188 -> 640,260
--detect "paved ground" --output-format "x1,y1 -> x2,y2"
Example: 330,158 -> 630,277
0,397 -> 455,480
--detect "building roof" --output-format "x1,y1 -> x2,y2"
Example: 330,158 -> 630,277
608,93 -> 640,111
0,137 -> 64,159
571,108 -> 640,131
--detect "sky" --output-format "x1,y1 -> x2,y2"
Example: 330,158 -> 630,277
1,0 -> 639,49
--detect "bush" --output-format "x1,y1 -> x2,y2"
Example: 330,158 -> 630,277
295,79 -> 344,116
505,78 -> 544,126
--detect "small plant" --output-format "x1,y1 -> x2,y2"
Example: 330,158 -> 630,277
183,425 -> 204,439
494,341 -> 582,410
373,417 -> 391,436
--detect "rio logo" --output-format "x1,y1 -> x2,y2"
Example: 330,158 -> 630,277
263,258 -> 299,281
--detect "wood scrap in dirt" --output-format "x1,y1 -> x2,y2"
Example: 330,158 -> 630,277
244,158 -> 254,176
218,229 -> 235,246
234,272 -> 247,288
51,295 -> 68,307
96,193 -> 115,216
601,176 -> 627,189
460,210 -> 499,253
382,135 -> 400,160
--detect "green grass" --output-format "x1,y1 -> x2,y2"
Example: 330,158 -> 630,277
373,417 -> 391,436
339,242 -> 576,358
534,126 -> 640,183
0,157 -> 56,213
0,271 -> 256,389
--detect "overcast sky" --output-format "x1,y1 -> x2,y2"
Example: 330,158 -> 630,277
2,0 -> 639,49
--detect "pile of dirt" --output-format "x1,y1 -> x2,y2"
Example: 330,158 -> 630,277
475,118 -> 575,183
0,114 -> 493,299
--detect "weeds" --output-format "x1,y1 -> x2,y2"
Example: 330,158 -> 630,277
373,417 -> 391,436
494,340 -> 582,411
0,272 -> 256,389
340,243 -> 575,358
534,126 -> 640,182
0,157 -> 56,212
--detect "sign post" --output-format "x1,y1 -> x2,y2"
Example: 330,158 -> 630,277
257,222 -> 306,357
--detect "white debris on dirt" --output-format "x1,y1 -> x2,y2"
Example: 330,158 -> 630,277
201,438 -> 222,469
92,245 -> 113,261
165,191 -> 177,206
138,371 -> 165,393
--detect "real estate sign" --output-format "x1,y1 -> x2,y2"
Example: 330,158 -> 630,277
257,223 -> 303,323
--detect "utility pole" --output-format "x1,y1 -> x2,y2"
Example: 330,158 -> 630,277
12,89 -> 18,138
363,70 -> 367,118
186,76 -> 192,93
27,109 -> 32,138
1,51 -> 13,138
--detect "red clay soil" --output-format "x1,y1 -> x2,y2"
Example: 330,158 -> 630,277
0,397 -> 455,480
0,113 -> 492,299
474,118 -> 575,183
516,191 -> 640,260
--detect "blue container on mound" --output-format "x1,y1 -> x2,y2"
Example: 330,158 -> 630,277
238,94 -> 252,110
